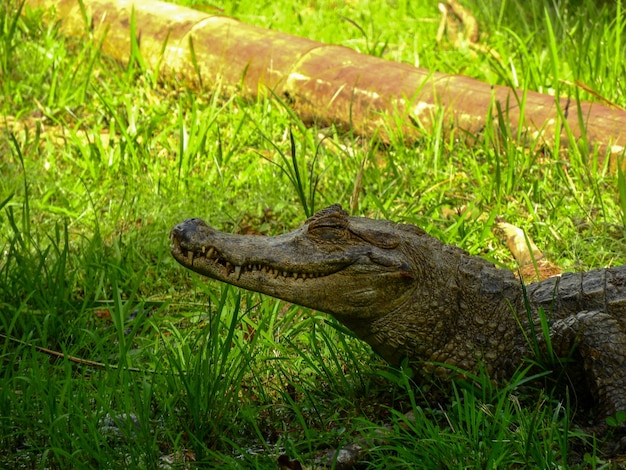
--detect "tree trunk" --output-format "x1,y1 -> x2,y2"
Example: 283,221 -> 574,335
25,0 -> 626,168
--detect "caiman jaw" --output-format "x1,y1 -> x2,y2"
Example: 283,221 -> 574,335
172,242 -> 329,281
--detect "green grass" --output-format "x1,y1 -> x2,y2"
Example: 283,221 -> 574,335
1,0 -> 626,467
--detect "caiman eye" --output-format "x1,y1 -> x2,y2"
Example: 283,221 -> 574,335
307,208 -> 351,241
310,225 -> 347,240
308,216 -> 349,240
308,213 -> 348,230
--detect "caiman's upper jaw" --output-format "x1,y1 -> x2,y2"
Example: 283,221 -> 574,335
171,238 -> 333,281
170,218 -> 353,282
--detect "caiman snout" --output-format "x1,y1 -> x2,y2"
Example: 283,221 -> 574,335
170,218 -> 210,243
170,218 -> 221,270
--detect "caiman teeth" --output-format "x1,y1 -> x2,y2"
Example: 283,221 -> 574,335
181,244 -> 330,280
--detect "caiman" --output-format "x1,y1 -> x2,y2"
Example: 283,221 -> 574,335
170,204 -> 626,439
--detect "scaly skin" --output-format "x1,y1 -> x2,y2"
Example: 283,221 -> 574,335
170,204 -> 626,436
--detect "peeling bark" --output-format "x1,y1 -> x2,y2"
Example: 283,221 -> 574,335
25,0 -> 626,167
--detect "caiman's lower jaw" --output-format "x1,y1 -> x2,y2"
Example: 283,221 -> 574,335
171,242 -> 337,281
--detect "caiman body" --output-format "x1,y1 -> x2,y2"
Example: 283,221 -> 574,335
171,204 -> 626,432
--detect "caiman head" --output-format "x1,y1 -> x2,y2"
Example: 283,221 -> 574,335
170,204 -> 457,364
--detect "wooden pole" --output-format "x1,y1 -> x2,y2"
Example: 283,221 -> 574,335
26,0 -> 626,167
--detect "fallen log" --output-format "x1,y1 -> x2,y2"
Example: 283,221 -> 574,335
26,0 -> 626,168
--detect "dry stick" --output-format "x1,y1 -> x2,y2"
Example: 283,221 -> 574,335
447,0 -> 479,43
0,333 -> 244,381
0,332 -> 152,374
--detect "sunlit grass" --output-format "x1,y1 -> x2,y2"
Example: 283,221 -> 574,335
1,0 -> 625,467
